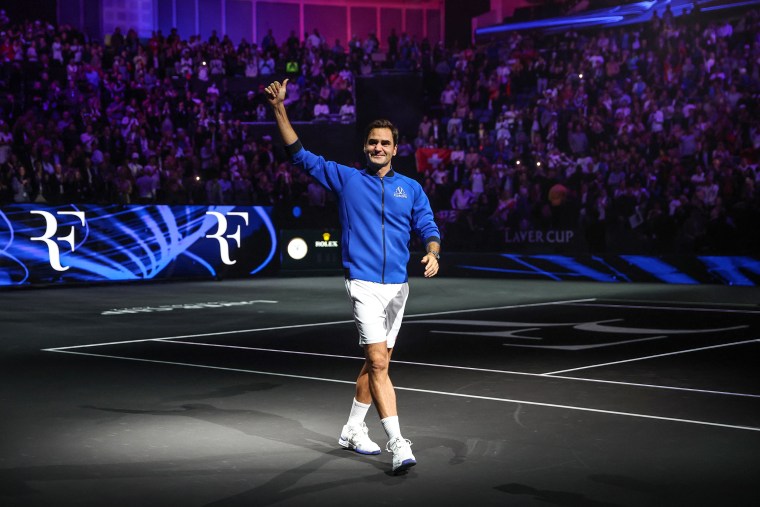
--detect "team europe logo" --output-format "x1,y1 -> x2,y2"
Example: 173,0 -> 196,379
393,186 -> 408,199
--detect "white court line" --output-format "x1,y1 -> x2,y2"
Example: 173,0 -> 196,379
41,293 -> 759,400
46,348 -> 760,433
404,298 -> 596,318
544,338 -> 760,375
44,298 -> 596,352
158,339 -> 760,399
588,298 -> 760,309
43,319 -> 355,351
568,302 -> 760,314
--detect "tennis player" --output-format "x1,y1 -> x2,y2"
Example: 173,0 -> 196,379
265,79 -> 441,474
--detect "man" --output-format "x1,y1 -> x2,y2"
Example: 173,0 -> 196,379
265,79 -> 441,475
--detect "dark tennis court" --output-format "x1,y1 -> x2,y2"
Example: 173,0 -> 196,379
2,276 -> 759,506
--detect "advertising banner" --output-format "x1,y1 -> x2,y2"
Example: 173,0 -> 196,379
0,204 -> 276,287
437,252 -> 760,286
280,229 -> 342,272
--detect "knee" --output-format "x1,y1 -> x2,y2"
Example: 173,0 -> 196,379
366,353 -> 389,376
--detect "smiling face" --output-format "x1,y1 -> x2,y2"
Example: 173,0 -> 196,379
364,127 -> 397,175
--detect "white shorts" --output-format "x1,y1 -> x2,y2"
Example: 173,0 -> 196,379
344,279 -> 409,349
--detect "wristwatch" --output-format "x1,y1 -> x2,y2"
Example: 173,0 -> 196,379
428,250 -> 440,260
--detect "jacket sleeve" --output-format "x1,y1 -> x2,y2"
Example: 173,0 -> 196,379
290,143 -> 352,193
411,182 -> 441,245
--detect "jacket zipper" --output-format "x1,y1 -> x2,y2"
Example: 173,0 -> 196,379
380,176 -> 386,283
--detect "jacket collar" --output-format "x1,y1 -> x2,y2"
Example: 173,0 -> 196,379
366,167 -> 395,178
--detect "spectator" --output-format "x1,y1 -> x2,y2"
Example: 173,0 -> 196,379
135,166 -> 160,203
339,97 -> 355,123
450,182 -> 475,211
446,111 -> 463,145
313,97 -> 330,121
11,166 -> 32,203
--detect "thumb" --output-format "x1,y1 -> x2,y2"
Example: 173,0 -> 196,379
282,78 -> 289,88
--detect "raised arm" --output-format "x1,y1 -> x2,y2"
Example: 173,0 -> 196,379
264,79 -> 298,146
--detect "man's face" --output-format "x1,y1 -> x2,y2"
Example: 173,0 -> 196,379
364,128 -> 397,171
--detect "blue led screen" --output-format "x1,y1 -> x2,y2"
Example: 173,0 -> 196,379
0,204 -> 276,287
436,253 -> 760,287
475,0 -> 755,38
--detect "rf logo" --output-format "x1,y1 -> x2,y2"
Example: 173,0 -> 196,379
205,211 -> 249,265
30,210 -> 87,272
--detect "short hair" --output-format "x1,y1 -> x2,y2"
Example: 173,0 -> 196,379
363,119 -> 398,146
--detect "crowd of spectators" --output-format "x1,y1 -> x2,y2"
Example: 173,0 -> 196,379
0,12 -> 445,211
0,14 -> 383,209
1,5 -> 759,255
414,5 -> 760,254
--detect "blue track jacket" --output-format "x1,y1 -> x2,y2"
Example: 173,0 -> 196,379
289,141 -> 440,284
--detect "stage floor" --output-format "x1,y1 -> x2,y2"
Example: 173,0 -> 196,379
2,277 -> 759,506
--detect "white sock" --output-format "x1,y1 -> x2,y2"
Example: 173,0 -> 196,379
347,398 -> 371,426
381,415 -> 402,441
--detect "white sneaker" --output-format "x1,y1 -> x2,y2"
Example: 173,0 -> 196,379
338,422 -> 381,455
386,436 -> 416,474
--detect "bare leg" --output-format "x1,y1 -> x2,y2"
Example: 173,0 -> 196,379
355,346 -> 394,406
361,343 -> 415,472
340,353 -> 384,455
363,342 -> 396,419
354,362 -> 372,405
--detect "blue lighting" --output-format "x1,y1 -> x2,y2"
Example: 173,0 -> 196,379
502,253 -> 562,281
621,256 -> 697,284
249,207 -> 278,276
699,256 -> 760,286
476,0 -> 742,37
292,206 -> 302,218
0,204 -> 276,286
455,253 -> 759,285
532,255 -> 619,282
591,256 -> 632,283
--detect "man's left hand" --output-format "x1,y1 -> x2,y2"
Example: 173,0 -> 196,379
421,253 -> 439,278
